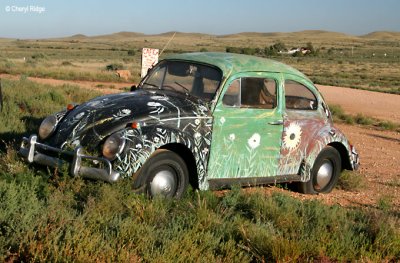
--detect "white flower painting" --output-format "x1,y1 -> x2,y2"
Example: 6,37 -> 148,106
283,122 -> 302,151
247,133 -> 261,149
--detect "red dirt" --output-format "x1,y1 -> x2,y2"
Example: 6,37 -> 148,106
1,74 -> 399,209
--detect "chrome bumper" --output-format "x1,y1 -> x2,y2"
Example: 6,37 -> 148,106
19,135 -> 120,183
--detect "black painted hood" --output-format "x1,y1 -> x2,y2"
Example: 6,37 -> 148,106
47,89 -> 211,150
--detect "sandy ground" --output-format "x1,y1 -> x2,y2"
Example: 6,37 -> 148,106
317,84 -> 400,123
1,74 -> 399,209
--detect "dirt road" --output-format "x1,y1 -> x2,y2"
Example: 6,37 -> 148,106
0,74 -> 129,94
317,84 -> 400,123
1,74 -> 399,209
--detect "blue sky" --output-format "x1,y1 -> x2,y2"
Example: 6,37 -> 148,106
1,0 -> 399,38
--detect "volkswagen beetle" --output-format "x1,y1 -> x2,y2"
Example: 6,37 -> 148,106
19,52 -> 359,197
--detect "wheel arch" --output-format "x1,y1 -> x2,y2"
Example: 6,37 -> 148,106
327,141 -> 352,171
160,143 -> 199,190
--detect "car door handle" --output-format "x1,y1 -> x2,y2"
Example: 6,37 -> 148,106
268,120 -> 284,125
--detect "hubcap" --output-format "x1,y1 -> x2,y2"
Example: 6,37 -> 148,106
315,160 -> 333,191
150,169 -> 177,197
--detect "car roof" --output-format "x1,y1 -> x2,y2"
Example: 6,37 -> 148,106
164,52 -> 310,81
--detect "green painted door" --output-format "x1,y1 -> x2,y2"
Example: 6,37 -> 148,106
208,73 -> 284,179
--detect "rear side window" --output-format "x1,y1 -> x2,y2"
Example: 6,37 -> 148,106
284,80 -> 317,110
223,77 -> 277,109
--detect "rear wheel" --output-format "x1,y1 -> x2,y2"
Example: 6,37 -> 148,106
134,149 -> 189,198
297,146 -> 341,194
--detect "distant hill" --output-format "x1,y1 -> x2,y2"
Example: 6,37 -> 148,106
360,31 -> 400,40
5,30 -> 400,42
156,31 -> 213,38
218,32 -> 285,38
91,31 -> 145,40
217,30 -> 358,41
289,30 -> 356,39
56,30 -> 359,41
69,34 -> 88,39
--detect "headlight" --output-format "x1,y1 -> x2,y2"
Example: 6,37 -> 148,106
38,115 -> 57,140
102,132 -> 126,160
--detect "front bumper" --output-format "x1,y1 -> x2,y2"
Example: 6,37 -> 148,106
19,135 -> 120,183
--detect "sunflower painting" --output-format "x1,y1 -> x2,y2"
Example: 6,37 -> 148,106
283,122 -> 302,151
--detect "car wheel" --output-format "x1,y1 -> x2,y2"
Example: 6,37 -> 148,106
298,146 -> 341,194
135,149 -> 189,198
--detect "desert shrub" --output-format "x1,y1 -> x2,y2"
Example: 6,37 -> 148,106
127,50 -> 136,56
354,114 -> 374,125
329,104 -> 355,124
0,171 -> 47,259
337,171 -> 365,191
106,63 -> 124,71
330,105 -> 399,131
0,179 -> 398,262
377,120 -> 398,130
226,46 -> 242,54
31,53 -> 46,60
225,47 -> 258,55
4,60 -> 15,69
61,61 -> 73,66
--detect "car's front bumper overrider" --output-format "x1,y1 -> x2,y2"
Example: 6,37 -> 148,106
19,135 -> 120,183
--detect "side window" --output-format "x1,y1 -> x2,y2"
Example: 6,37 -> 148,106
284,80 -> 317,110
222,79 -> 240,107
223,77 -> 277,109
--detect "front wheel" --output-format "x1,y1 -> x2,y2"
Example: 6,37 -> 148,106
134,149 -> 189,198
297,146 -> 342,194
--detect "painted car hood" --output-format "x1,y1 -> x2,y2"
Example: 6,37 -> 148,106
48,89 -> 211,150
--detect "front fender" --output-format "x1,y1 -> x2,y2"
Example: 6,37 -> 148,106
113,125 -> 211,189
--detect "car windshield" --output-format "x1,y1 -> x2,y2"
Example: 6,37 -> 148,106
141,61 -> 222,102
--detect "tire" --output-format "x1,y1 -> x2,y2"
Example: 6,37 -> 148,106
134,149 -> 189,198
297,146 -> 341,194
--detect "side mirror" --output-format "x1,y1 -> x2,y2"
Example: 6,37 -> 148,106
130,85 -> 137,92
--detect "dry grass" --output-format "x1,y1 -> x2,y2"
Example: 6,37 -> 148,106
1,30 -> 400,91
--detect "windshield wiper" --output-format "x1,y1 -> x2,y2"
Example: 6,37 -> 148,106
174,81 -> 190,94
142,82 -> 159,89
